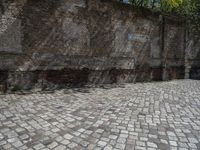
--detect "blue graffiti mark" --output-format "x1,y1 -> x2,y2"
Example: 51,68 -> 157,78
128,33 -> 149,42
128,33 -> 134,41
123,0 -> 130,4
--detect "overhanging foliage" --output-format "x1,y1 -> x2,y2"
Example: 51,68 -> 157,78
118,0 -> 200,34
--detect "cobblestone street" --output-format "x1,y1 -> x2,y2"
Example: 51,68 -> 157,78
0,80 -> 200,150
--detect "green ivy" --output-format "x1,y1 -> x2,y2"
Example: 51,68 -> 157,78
119,0 -> 200,34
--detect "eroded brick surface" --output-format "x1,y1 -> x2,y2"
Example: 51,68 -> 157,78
0,80 -> 200,150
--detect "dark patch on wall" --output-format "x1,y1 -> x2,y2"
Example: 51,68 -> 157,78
21,0 -> 60,52
0,71 -> 8,83
168,66 -> 185,80
0,71 -> 8,92
164,19 -> 185,60
39,68 -> 90,85
88,10 -> 114,56
190,52 -> 200,79
0,1 -> 5,14
186,32 -> 200,80
150,67 -> 162,81
190,68 -> 200,79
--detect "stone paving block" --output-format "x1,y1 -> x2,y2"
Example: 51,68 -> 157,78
68,142 -> 78,148
0,80 -> 199,150
53,145 -> 66,150
98,141 -> 107,147
64,134 -> 73,140
60,139 -> 70,145
2,143 -> 12,149
33,143 -> 46,149
47,142 -> 58,149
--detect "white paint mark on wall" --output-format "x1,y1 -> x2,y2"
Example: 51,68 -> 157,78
0,0 -> 27,35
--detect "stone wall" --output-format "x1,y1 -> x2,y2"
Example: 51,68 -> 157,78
185,32 -> 200,80
0,0 -> 199,90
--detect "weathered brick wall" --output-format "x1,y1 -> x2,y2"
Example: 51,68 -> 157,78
0,0 -> 197,90
185,33 -> 200,80
161,17 -> 185,80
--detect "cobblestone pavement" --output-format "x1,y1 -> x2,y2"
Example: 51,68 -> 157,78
0,80 -> 200,150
